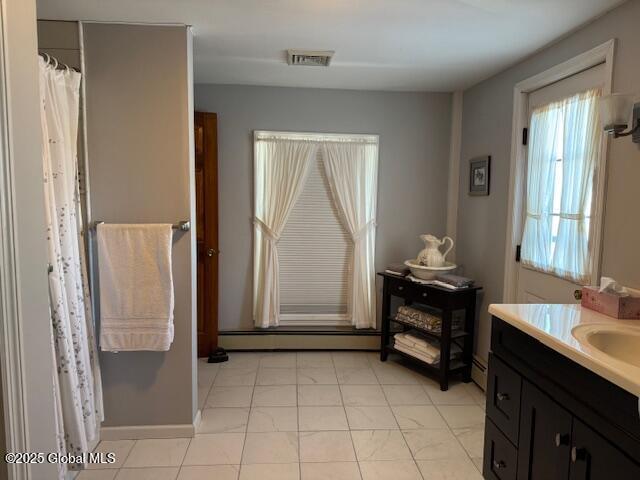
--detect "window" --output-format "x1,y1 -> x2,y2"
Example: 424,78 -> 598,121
520,88 -> 602,284
279,150 -> 352,325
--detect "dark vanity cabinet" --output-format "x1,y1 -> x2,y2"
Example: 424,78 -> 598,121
517,380 -> 572,480
483,317 -> 640,480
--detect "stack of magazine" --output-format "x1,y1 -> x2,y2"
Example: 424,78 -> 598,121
384,262 -> 410,276
408,273 -> 475,290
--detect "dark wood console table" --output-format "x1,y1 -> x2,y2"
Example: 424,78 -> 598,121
378,272 -> 481,391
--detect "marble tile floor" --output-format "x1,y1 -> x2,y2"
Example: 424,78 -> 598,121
80,351 -> 486,480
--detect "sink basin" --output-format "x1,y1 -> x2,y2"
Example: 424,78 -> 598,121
572,324 -> 640,368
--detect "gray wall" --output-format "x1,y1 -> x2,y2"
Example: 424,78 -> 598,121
457,0 -> 640,362
83,23 -> 197,427
195,84 -> 452,330
2,0 -> 59,477
37,19 -> 81,69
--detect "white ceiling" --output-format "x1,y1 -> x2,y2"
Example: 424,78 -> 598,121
37,0 -> 625,91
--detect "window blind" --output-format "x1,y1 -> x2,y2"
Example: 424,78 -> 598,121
278,150 -> 352,324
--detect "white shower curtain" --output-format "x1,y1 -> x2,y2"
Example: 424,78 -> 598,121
322,142 -> 378,329
39,57 -> 103,474
253,139 -> 318,327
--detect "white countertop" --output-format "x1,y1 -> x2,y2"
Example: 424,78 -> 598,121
489,303 -> 640,397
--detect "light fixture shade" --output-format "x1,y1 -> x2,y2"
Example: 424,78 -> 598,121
599,93 -> 635,129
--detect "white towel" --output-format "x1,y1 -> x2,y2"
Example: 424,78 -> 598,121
394,342 -> 439,364
394,332 -> 462,364
394,332 -> 441,358
97,224 -> 174,351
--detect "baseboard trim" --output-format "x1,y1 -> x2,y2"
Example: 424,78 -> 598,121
471,354 -> 488,391
219,333 -> 380,350
101,412 -> 201,440
193,409 -> 202,432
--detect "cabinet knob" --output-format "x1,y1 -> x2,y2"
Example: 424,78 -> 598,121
496,392 -> 509,402
206,248 -> 218,257
398,286 -> 404,291
422,292 -> 428,298
493,460 -> 506,470
554,433 -> 570,447
571,446 -> 586,463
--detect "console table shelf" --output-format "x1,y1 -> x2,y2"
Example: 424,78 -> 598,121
388,316 -> 470,340
378,272 -> 481,391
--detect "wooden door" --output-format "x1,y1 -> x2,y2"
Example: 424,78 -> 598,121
569,419 -> 640,480
517,380 -> 573,480
195,112 -> 219,358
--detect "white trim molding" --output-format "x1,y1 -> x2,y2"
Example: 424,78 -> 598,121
502,39 -> 615,303
0,23 -> 29,476
254,130 -> 379,144
100,418 -> 199,441
1,1 -> 60,478
446,91 -> 463,261
471,355 -> 488,391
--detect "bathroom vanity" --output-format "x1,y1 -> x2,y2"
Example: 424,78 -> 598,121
484,304 -> 640,480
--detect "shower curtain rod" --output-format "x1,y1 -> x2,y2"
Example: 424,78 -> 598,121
38,52 -> 80,73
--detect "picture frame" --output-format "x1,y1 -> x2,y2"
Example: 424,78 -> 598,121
469,155 -> 491,196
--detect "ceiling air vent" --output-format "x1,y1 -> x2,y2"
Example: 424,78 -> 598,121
287,49 -> 334,67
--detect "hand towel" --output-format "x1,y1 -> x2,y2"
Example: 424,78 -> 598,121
394,332 -> 441,358
97,224 -> 174,351
394,332 -> 462,364
393,342 -> 438,364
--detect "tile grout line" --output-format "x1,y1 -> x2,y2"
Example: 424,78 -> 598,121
295,352 -> 302,480
182,359 -> 216,479
373,356 -> 426,480
433,400 -> 484,475
337,352 -> 365,480
111,435 -> 137,477
238,353 -> 260,478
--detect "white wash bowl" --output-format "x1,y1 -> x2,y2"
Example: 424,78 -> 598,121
404,259 -> 457,280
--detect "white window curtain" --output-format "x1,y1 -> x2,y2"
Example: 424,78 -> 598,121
521,88 -> 602,284
253,138 -> 318,328
39,57 -> 103,476
323,142 -> 378,329
253,132 -> 378,329
520,101 -> 561,273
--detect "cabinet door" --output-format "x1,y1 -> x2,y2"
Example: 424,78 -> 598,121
487,354 -> 522,445
484,418 -> 518,480
569,418 -> 640,480
517,381 -> 572,480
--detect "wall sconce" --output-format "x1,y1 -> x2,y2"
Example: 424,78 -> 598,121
600,93 -> 640,143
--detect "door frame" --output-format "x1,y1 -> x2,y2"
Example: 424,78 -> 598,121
0,0 -> 61,478
0,10 -> 28,474
502,39 -> 615,303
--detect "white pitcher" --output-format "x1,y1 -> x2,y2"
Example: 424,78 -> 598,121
417,234 -> 454,267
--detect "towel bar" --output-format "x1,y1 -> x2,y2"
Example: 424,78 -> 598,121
90,220 -> 191,232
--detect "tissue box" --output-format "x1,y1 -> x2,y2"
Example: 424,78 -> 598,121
581,286 -> 640,319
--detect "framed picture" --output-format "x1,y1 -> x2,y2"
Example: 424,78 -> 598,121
469,156 -> 491,196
